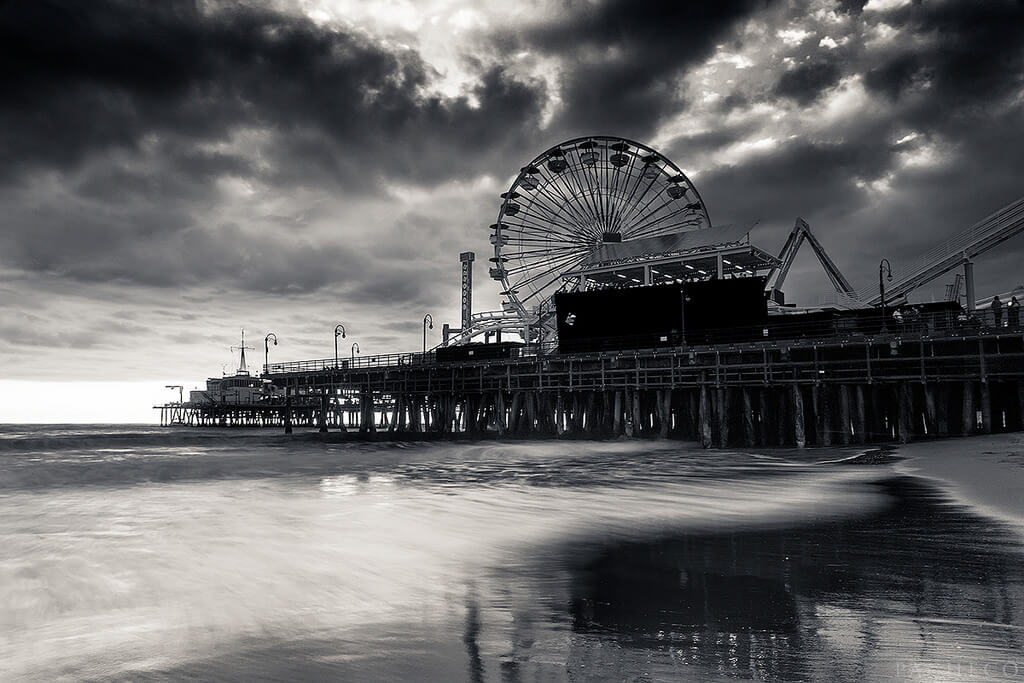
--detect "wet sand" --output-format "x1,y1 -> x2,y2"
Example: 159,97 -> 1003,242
2,427 -> 1023,681
897,433 -> 1024,530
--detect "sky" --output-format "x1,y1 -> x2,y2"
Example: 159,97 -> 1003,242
1,0 -> 1023,422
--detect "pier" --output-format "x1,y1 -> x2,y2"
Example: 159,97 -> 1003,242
157,136 -> 1024,447
251,320 -> 1024,447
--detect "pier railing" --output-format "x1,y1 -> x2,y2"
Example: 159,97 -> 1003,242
265,351 -> 438,375
264,306 -> 1019,377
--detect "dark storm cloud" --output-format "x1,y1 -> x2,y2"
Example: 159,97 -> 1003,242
679,0 -> 1024,297
862,1 -> 1024,108
863,53 -> 924,101
1,0 -> 1022,332
774,59 -> 842,105
498,0 -> 773,138
0,0 -> 547,187
834,0 -> 868,15
697,136 -> 894,224
0,0 -> 550,297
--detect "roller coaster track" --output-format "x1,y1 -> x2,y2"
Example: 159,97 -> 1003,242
861,196 -> 1024,306
443,310 -> 524,346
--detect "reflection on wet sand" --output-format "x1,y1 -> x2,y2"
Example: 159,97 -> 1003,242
47,477 -> 1023,682
4,428 -> 1023,681
558,477 -> 1024,680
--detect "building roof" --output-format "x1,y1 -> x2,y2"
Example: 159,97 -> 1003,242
582,223 -> 753,268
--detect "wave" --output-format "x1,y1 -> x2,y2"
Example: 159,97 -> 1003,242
0,428 -> 408,455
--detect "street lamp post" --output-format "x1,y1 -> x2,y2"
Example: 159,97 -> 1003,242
422,314 -> 433,355
351,342 -> 360,362
879,259 -> 893,331
264,333 -> 277,375
334,324 -> 346,368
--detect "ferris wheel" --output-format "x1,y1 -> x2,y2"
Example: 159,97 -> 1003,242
489,136 -> 711,321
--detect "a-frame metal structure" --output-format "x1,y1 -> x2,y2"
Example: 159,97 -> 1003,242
765,218 -> 855,304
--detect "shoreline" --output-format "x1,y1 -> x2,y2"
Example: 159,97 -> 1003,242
895,433 -> 1024,532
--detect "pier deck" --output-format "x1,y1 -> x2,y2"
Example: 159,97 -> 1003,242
244,327 -> 1024,447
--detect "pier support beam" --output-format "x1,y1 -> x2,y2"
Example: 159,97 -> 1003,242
284,387 -> 293,434
631,390 -> 643,438
318,389 -> 329,433
853,385 -> 867,444
793,384 -> 806,449
741,389 -> 755,447
657,390 -> 671,439
716,387 -> 729,447
897,382 -> 913,443
496,391 -> 507,437
838,385 -> 851,445
613,391 -> 623,436
699,382 -> 713,448
980,381 -> 993,434
923,384 -> 937,437
961,381 -> 975,436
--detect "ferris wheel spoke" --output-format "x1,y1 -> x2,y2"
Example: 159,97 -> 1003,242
615,171 -> 663,232
506,251 -> 590,283
579,148 -> 612,228
504,233 -> 583,247
605,151 -> 636,230
550,167 -> 602,237
626,199 -> 679,237
628,208 -> 692,238
505,235 -> 582,250
594,145 -> 647,237
529,171 -> 601,240
614,178 -> 671,236
516,254 -> 593,304
505,244 -> 582,260
604,169 -> 623,232
504,208 -> 591,241
512,252 -> 592,296
626,219 -> 704,245
524,190 -> 598,240
505,247 -> 591,277
604,170 -> 627,231
520,188 -> 580,228
620,185 -> 679,238
566,157 -> 606,232
612,152 -> 648,231
629,207 -> 703,240
561,152 -> 598,227
514,204 -> 592,240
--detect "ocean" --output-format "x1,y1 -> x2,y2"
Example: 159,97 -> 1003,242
1,425 -> 1022,681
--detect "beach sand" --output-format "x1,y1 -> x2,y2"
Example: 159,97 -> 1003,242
897,433 -> 1024,531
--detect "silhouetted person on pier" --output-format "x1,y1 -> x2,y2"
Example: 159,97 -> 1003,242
991,295 -> 1003,327
1009,296 -> 1020,329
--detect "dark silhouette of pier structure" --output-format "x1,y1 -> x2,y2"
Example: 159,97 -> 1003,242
249,318 -> 1024,447
157,137 -> 1024,446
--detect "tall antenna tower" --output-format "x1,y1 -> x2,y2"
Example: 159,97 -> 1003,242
231,329 -> 255,375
